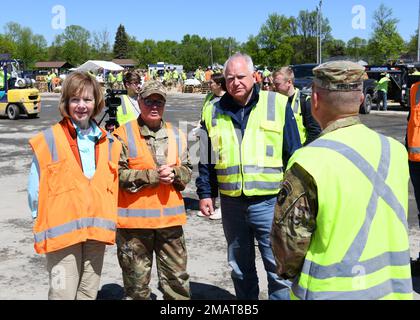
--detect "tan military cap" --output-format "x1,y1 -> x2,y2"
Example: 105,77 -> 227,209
139,80 -> 167,100
313,61 -> 366,91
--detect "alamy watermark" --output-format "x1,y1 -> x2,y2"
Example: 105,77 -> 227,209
51,5 -> 66,30
352,5 -> 366,30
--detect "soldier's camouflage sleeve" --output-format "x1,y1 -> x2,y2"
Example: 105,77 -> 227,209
172,143 -> 193,192
270,163 -> 318,280
117,139 -> 160,193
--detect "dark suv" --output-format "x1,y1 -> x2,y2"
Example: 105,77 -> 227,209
291,63 -> 385,114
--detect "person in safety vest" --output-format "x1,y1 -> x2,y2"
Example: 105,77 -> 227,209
273,67 -> 321,145
0,64 -> 10,90
271,61 -> 413,300
116,71 -> 142,126
116,71 -> 124,90
407,81 -> 420,269
27,72 -> 122,300
113,80 -> 193,300
196,53 -> 302,300
107,71 -> 117,89
376,72 -> 391,111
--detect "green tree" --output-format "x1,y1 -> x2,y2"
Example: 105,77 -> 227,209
113,24 -> 129,59
324,39 -> 346,58
52,25 -> 91,65
179,34 -> 210,71
255,13 -> 296,67
0,34 -> 17,57
91,29 -> 111,60
294,10 -> 332,63
367,4 -> 406,64
3,22 -> 47,68
406,30 -> 418,61
346,37 -> 368,60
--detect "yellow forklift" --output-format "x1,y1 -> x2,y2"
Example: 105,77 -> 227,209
0,59 -> 41,120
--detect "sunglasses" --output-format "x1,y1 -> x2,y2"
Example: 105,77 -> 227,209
143,98 -> 165,108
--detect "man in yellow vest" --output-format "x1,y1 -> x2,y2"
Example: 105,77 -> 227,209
273,67 -> 321,145
114,80 -> 192,300
376,72 -> 391,111
116,71 -> 124,90
116,71 -> 141,126
271,60 -> 413,300
107,71 -> 116,89
196,53 -> 302,300
0,64 -> 10,90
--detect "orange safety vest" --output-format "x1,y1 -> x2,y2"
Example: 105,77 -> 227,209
408,83 -> 420,161
29,123 -> 122,254
114,120 -> 187,229
205,70 -> 213,82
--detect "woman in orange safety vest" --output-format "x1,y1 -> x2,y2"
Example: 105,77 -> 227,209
27,72 -> 122,300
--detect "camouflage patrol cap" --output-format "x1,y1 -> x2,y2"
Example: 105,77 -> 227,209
313,60 -> 366,91
139,80 -> 167,100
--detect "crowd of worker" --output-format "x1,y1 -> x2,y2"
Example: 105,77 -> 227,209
26,51 -> 418,301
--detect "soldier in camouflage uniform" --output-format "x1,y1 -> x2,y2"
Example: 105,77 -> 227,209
114,81 -> 193,300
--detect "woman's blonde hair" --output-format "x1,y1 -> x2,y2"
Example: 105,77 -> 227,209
59,72 -> 105,119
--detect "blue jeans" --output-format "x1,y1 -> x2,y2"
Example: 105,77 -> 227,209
220,195 -> 291,300
377,91 -> 388,111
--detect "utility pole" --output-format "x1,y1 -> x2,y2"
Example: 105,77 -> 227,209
316,6 -> 319,64
210,43 -> 214,66
417,0 -> 420,61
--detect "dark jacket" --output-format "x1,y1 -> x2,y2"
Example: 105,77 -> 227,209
196,85 -> 302,199
295,93 -> 322,145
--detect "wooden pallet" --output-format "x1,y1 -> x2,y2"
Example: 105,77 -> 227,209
183,85 -> 194,93
35,82 -> 48,93
201,81 -> 211,94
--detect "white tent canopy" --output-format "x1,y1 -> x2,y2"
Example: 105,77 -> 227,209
75,60 -> 124,72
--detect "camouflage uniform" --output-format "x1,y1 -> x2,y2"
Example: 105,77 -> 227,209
270,61 -> 367,280
271,116 -> 362,279
116,81 -> 193,300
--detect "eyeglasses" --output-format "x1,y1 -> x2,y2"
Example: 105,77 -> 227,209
143,98 -> 165,108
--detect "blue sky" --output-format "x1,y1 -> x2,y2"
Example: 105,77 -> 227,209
2,0 -> 419,44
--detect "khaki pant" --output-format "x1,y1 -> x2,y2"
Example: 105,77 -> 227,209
116,226 -> 190,300
46,240 -> 106,300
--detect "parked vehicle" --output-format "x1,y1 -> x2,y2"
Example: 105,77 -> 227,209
0,59 -> 41,120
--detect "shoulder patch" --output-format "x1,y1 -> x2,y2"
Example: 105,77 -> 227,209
277,180 -> 293,206
283,180 -> 293,195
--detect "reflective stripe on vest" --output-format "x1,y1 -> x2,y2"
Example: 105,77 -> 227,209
292,278 -> 412,300
292,135 -> 411,300
34,217 -> 116,244
126,121 -> 139,158
267,91 -> 276,121
43,128 -> 58,162
121,95 -> 128,114
118,205 -> 185,218
215,165 -> 283,176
